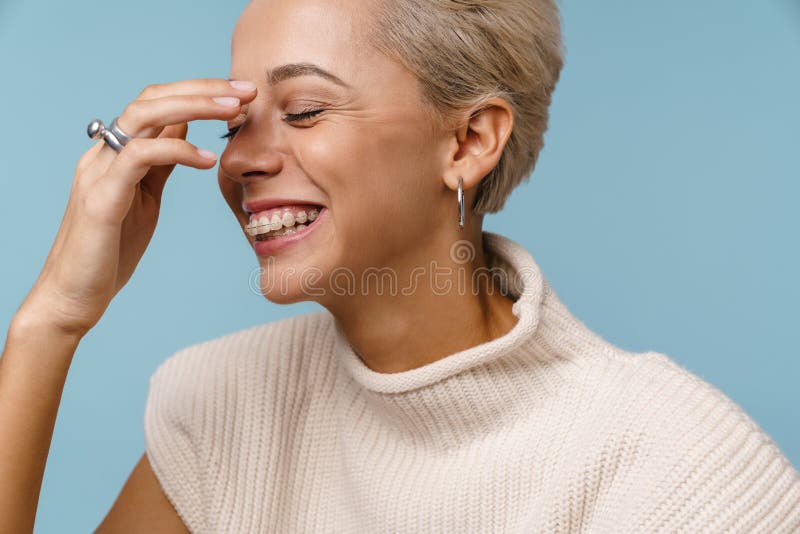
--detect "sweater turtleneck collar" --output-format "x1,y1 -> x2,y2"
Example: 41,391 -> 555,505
331,231 -> 575,451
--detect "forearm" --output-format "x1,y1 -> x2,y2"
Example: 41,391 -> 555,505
0,310 -> 83,534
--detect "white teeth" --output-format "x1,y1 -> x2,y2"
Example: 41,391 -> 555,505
249,207 -> 322,239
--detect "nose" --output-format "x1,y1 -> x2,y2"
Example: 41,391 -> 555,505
219,115 -> 285,184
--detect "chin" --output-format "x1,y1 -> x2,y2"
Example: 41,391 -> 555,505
250,258 -> 329,306
259,290 -> 311,306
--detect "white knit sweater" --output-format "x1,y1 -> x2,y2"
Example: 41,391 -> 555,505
143,231 -> 800,533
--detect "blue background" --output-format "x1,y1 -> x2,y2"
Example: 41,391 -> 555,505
1,1 -> 798,531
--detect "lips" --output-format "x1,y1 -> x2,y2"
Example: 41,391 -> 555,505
252,206 -> 329,256
243,197 -> 325,216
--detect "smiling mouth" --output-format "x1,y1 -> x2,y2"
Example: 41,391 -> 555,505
245,205 -> 322,241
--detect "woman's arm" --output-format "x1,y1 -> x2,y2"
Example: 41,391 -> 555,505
0,316 -> 189,534
94,453 -> 189,534
0,312 -> 82,534
0,78 -> 256,533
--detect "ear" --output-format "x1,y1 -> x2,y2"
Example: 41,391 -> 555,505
442,97 -> 514,193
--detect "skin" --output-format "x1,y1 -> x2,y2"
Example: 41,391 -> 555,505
219,0 -> 518,371
0,0 -> 518,531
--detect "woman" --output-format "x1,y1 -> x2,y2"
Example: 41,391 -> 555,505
2,0 -> 798,532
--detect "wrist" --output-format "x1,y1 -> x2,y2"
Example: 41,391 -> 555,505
9,301 -> 86,348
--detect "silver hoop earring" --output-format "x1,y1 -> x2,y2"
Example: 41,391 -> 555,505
457,176 -> 465,229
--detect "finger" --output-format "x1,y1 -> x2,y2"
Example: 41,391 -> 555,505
140,122 -> 191,201
116,94 -> 250,140
91,91 -> 250,173
85,77 -> 253,174
75,140 -> 106,177
136,78 -> 257,101
106,137 -> 216,191
91,138 -> 217,224
162,122 -> 188,141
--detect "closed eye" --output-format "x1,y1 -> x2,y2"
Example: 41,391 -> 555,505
220,109 -> 325,141
284,108 -> 325,122
220,126 -> 240,140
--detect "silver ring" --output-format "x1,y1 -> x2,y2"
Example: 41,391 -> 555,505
87,118 -> 125,153
109,116 -> 133,145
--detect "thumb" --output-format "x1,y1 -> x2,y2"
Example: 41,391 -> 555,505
140,122 -> 191,201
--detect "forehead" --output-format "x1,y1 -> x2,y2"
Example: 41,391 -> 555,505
230,0 -> 371,80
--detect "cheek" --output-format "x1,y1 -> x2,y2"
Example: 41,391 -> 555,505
291,121 -> 442,266
298,132 -> 353,188
296,122 -> 437,210
358,124 -> 440,226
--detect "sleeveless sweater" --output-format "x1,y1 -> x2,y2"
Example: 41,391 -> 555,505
143,231 -> 800,533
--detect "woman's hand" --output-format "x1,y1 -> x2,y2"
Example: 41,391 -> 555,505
15,78 -> 257,339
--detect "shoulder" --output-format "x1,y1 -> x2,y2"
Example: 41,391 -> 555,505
580,350 -> 800,532
537,287 -> 786,453
142,310 -> 335,531
606,349 -> 792,457
534,286 -> 800,530
144,309 -> 335,430
147,309 -> 333,396
581,347 -> 797,481
144,307 -> 334,430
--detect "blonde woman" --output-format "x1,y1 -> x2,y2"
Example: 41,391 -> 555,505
2,1 -> 799,532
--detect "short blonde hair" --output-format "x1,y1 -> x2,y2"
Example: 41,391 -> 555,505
364,0 -> 564,214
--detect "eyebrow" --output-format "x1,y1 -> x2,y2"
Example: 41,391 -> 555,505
227,62 -> 351,89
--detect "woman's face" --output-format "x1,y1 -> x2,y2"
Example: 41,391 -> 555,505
218,0 -> 454,305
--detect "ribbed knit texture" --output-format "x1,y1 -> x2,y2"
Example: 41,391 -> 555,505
143,231 -> 800,533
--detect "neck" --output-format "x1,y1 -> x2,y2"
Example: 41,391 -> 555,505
325,231 -> 519,374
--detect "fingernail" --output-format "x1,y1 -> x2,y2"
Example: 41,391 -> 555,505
229,80 -> 256,91
213,96 -> 240,107
197,148 -> 217,160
